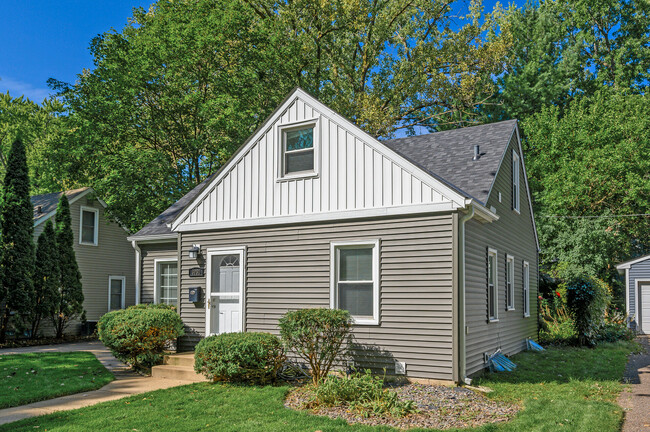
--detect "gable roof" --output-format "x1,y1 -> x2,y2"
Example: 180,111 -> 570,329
383,120 -> 517,205
32,187 -> 92,226
128,174 -> 216,239
617,253 -> 650,270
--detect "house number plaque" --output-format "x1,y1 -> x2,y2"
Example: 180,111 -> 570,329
188,267 -> 205,277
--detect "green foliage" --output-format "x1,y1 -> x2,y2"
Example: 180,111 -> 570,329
30,220 -> 60,338
278,308 -> 352,385
194,332 -> 285,384
566,276 -> 611,346
0,139 -> 35,343
52,194 -> 84,339
308,370 -> 417,419
97,306 -> 184,370
128,303 -> 176,311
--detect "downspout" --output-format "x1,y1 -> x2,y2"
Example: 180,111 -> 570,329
458,205 -> 476,384
131,241 -> 141,305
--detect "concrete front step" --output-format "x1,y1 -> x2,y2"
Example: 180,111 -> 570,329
151,364 -> 207,382
163,353 -> 195,367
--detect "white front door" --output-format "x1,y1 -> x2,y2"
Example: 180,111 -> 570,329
206,250 -> 244,336
641,283 -> 650,334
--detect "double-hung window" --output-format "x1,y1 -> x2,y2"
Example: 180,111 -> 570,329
80,206 -> 99,245
155,260 -> 178,306
506,255 -> 515,311
512,150 -> 520,213
108,276 -> 125,311
523,261 -> 530,317
488,248 -> 498,322
331,241 -> 379,325
282,124 -> 315,176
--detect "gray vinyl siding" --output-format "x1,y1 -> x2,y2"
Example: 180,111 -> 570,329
464,134 -> 539,376
33,198 -> 136,323
178,214 -> 457,381
628,258 -> 650,322
139,242 -> 178,304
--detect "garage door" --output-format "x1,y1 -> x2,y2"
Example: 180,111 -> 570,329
641,283 -> 650,334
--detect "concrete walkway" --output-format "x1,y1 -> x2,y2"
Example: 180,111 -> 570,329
0,341 -> 196,425
619,336 -> 650,432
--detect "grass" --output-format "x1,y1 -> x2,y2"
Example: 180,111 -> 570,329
0,352 -> 114,409
0,340 -> 639,432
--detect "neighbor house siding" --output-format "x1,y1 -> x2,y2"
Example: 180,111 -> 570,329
34,198 -> 136,323
464,135 -> 538,375
178,214 -> 457,381
139,242 -> 178,304
629,259 -> 650,320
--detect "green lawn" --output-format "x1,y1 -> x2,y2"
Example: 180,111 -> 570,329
0,341 -> 637,431
0,352 -> 114,409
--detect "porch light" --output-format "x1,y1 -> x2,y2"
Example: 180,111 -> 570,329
188,244 -> 201,259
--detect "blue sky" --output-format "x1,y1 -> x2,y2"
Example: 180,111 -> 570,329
0,0 -> 524,102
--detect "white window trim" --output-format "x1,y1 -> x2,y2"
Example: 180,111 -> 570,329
488,247 -> 499,322
276,117 -> 320,181
506,254 -> 515,311
204,246 -> 246,336
330,239 -> 380,326
523,260 -> 530,318
79,206 -> 99,246
108,275 -> 126,311
512,150 -> 521,214
153,258 -> 178,305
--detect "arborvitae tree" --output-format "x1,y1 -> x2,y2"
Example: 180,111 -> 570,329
0,139 -> 35,343
30,220 -> 59,338
52,194 -> 84,338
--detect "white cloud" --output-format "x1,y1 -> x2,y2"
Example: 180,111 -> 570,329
0,76 -> 53,102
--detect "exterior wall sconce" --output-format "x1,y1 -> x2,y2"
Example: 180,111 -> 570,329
188,244 -> 201,259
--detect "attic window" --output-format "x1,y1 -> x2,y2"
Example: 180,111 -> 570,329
278,119 -> 319,179
512,150 -> 520,213
80,206 -> 99,246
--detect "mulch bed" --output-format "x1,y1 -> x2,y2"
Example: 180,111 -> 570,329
0,335 -> 97,350
285,382 -> 520,430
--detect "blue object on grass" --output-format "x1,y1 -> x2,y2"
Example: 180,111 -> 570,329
487,350 -> 517,372
527,339 -> 545,351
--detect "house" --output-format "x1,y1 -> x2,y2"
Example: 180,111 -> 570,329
32,187 -> 136,333
128,88 -> 539,383
617,254 -> 650,333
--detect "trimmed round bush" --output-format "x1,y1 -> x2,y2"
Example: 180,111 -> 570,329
278,308 -> 352,385
194,332 -> 285,384
98,304 -> 184,370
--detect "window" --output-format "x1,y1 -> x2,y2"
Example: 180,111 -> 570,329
278,119 -> 319,178
108,276 -> 125,311
512,150 -> 520,213
155,260 -> 178,306
506,255 -> 515,311
488,248 -> 498,321
79,206 -> 99,245
331,240 -> 379,325
523,261 -> 530,317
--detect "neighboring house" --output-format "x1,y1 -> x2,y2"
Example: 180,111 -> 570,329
617,254 -> 650,333
32,187 -> 136,333
129,88 -> 539,383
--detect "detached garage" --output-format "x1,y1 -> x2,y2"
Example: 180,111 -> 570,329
617,254 -> 650,334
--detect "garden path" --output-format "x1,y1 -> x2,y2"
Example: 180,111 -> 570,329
619,336 -> 650,432
0,341 -> 194,426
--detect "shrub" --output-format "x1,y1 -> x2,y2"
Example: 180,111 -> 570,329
308,370 -> 417,418
97,305 -> 184,370
566,276 -> 610,346
538,298 -> 576,345
194,332 -> 285,384
278,308 -> 352,385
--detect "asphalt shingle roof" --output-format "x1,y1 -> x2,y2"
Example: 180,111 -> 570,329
383,119 -> 518,205
131,119 -> 517,238
32,187 -> 91,224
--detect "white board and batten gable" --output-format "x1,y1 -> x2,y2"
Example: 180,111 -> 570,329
172,88 -> 469,232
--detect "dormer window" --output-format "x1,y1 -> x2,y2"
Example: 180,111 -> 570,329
278,119 -> 319,179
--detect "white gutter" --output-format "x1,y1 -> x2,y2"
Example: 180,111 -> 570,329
458,205 -> 476,384
131,241 -> 141,305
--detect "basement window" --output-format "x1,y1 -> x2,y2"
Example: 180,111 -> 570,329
331,240 -> 379,325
